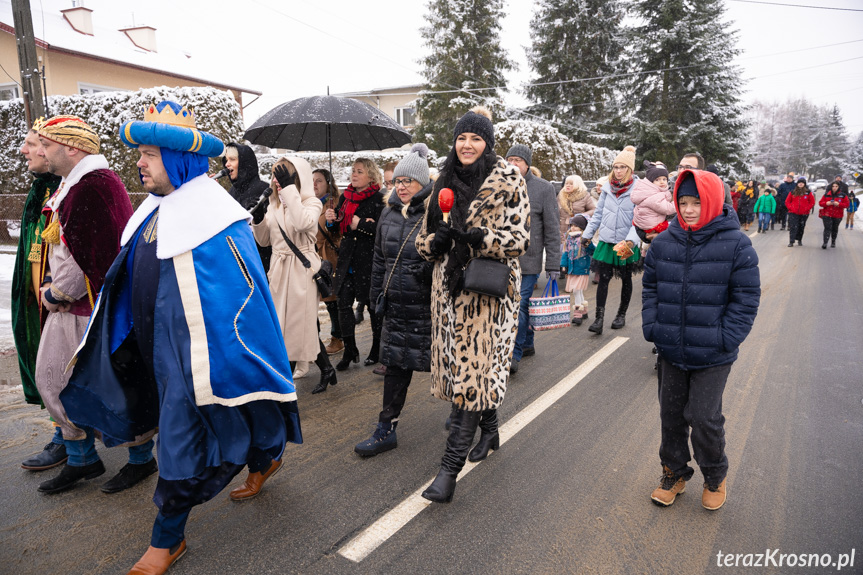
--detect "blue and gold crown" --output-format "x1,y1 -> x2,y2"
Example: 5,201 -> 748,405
143,101 -> 197,128
119,100 -> 224,157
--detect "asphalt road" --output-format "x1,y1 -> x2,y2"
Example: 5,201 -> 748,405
1,223 -> 861,575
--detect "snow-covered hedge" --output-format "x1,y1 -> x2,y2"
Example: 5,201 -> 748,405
493,119 -> 617,181
0,86 -> 243,195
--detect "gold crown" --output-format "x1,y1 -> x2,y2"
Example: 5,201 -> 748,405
143,102 -> 197,128
31,116 -> 47,131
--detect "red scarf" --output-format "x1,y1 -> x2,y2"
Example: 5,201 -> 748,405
610,178 -> 633,197
339,183 -> 380,233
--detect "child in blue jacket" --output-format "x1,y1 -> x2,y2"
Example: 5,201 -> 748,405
560,214 -> 595,325
641,169 -> 760,511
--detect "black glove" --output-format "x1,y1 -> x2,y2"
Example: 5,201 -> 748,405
273,164 -> 297,189
252,201 -> 267,224
581,236 -> 592,248
456,227 -> 485,249
430,221 -> 454,255
635,226 -> 650,244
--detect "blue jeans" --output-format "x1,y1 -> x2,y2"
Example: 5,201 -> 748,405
513,274 -> 539,362
128,439 -> 156,465
64,427 -> 99,467
758,212 -> 772,230
51,426 -> 64,445
65,428 -> 154,466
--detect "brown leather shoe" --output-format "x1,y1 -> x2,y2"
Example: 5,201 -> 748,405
702,478 -> 727,510
325,337 -> 344,355
651,466 -> 686,507
229,459 -> 282,501
127,540 -> 186,575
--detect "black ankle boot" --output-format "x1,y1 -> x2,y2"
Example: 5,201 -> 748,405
312,340 -> 338,393
611,307 -> 627,329
468,409 -> 500,462
422,408 -> 481,503
336,336 -> 360,371
38,460 -> 106,494
588,307 -> 605,335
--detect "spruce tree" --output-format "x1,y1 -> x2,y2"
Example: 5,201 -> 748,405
810,105 -> 849,179
414,0 -> 514,154
524,0 -> 625,143
627,0 -> 748,171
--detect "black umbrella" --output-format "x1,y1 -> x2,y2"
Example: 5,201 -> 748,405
243,95 -> 412,174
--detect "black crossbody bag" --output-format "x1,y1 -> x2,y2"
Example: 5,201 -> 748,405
277,224 -> 334,299
462,257 -> 511,298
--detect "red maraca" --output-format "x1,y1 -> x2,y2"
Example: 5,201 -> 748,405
438,188 -> 454,223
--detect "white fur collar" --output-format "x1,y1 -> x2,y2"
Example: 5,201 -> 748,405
121,174 -> 252,259
46,154 -> 110,212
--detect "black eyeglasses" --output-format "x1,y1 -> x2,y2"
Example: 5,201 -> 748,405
393,177 -> 414,187
677,165 -> 700,172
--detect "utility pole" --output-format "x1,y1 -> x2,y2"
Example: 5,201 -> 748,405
11,0 -> 46,128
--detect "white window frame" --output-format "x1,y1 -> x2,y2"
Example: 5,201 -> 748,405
394,106 -> 416,127
0,83 -> 20,101
78,82 -> 125,95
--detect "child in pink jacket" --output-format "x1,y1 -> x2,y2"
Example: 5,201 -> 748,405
631,161 -> 676,241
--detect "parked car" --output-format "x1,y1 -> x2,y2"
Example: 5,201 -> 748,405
810,179 -> 829,191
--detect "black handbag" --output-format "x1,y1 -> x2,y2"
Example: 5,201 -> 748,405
277,224 -> 334,299
375,218 -> 423,316
462,257 -> 510,298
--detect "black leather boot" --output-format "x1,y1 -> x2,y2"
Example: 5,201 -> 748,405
444,403 -> 458,430
422,408 -> 481,503
38,460 -> 106,494
468,410 -> 500,462
588,307 -> 605,335
312,340 -> 338,393
336,336 -> 360,371
611,306 -> 627,329
21,442 -> 68,470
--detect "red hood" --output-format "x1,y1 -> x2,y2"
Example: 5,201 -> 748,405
673,169 -> 725,231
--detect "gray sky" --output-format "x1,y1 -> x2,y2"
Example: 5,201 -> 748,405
41,0 -> 863,137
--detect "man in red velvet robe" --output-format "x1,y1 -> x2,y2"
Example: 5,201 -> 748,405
33,115 -> 156,495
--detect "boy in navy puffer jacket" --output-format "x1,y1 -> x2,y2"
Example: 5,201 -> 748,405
641,170 -> 760,511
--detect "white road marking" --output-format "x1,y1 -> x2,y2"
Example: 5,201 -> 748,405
748,230 -> 759,238
337,336 -> 630,563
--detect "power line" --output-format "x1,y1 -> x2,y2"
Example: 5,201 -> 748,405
741,38 -> 863,60
757,55 -> 863,80
728,0 -> 863,11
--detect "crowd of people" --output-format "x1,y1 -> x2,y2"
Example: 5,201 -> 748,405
9,98 -> 858,574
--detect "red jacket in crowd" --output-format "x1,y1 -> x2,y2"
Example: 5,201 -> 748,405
818,188 -> 850,219
785,188 -> 816,215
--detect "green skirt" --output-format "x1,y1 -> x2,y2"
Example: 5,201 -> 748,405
590,241 -> 642,277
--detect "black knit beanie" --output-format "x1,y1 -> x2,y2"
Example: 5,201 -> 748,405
677,172 -> 700,199
453,111 -> 495,149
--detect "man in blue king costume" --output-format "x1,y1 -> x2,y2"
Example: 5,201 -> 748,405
61,101 -> 302,575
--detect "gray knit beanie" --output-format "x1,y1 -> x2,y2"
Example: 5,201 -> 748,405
393,143 -> 430,186
505,143 -> 532,166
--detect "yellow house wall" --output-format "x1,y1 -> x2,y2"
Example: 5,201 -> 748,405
351,88 -> 419,126
0,32 -> 240,103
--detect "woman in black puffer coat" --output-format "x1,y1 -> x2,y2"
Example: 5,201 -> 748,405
224,142 -> 272,272
354,145 -> 434,457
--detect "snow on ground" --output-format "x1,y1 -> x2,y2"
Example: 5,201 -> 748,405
0,252 -> 16,351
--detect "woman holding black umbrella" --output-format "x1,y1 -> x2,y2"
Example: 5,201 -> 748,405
327,159 -> 385,370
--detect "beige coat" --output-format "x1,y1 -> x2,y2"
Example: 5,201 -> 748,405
253,157 -> 322,362
558,190 -> 597,243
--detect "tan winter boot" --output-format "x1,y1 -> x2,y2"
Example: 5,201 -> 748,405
651,466 -> 686,507
702,478 -> 727,510
325,337 -> 344,355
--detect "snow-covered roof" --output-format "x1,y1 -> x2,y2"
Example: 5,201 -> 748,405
0,0 -> 260,95
334,83 -> 423,97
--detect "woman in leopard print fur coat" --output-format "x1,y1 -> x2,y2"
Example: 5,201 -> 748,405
416,107 -> 529,504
